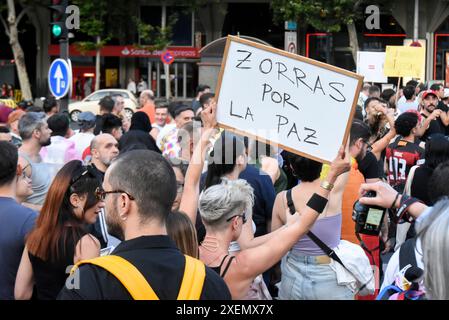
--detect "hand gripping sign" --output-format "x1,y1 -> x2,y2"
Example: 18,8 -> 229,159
214,36 -> 363,163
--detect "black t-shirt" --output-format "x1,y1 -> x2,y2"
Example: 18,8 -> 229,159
410,165 -> 434,206
86,164 -> 107,249
94,115 -> 103,135
420,113 -> 446,141
57,236 -> 231,300
29,226 -> 88,300
357,152 -> 380,180
437,100 -> 448,112
437,101 -> 449,135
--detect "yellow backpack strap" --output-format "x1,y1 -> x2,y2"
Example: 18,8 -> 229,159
70,255 -> 159,300
177,255 -> 206,300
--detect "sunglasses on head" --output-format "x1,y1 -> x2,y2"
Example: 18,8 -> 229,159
16,163 -> 31,179
70,165 -> 97,188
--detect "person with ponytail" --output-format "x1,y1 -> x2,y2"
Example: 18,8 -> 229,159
204,131 -> 247,189
271,152 -> 352,300
191,132 -> 248,242
14,160 -> 104,300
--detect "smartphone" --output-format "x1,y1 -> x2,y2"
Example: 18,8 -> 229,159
362,208 -> 386,235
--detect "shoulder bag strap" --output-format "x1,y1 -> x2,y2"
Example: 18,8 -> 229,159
399,238 -> 418,270
287,189 -> 371,293
285,189 -> 296,215
177,255 -> 206,300
71,255 -> 159,300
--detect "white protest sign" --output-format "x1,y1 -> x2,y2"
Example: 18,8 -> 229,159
215,36 -> 363,163
357,51 -> 387,83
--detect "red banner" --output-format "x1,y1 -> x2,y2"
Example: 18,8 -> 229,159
48,45 -> 200,59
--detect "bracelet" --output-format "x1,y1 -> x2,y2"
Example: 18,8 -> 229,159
394,194 -> 422,224
320,180 -> 334,191
390,192 -> 401,210
306,193 -> 328,214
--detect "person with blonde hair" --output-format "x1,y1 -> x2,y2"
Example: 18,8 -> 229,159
198,147 -> 350,299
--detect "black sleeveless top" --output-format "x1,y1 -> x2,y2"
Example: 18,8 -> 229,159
210,255 -> 235,278
28,226 -> 88,300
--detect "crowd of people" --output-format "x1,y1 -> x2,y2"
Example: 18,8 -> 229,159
1,79 -> 449,301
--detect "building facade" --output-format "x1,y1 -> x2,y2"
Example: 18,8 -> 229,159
2,0 -> 449,100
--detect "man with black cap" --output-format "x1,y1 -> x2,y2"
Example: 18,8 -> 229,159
69,111 -> 96,158
159,104 -> 194,158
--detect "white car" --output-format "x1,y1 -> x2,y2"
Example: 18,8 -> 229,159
68,89 -> 138,122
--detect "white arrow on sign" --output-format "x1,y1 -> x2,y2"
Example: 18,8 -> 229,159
54,65 -> 64,94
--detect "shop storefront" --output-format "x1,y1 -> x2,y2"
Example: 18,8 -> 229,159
49,44 -> 200,100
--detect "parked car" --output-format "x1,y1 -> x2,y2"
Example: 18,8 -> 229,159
68,89 -> 138,122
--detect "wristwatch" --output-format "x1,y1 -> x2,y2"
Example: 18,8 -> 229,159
320,180 -> 334,191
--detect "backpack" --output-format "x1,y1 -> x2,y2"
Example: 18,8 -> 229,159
376,238 -> 425,300
70,254 -> 206,300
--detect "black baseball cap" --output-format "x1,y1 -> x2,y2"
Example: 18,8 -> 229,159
173,104 -> 194,118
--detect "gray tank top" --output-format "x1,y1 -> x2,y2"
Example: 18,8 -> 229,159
19,153 -> 52,205
291,213 -> 342,256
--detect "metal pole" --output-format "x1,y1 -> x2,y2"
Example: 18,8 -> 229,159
413,0 -> 419,41
174,63 -> 178,98
165,63 -> 170,102
147,60 -> 151,92
59,37 -> 69,113
156,62 -> 160,98
183,63 -> 187,99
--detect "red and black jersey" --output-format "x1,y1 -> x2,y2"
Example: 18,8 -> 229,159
386,137 -> 424,188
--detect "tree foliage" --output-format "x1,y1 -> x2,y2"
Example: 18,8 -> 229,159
134,13 -> 178,51
71,0 -> 109,52
271,0 -> 365,32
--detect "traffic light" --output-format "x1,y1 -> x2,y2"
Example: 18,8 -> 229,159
50,0 -> 68,39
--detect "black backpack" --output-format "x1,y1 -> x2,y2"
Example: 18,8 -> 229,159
377,238 -> 425,300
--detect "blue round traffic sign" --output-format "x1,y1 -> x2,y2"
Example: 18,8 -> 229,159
48,59 -> 72,99
161,50 -> 175,65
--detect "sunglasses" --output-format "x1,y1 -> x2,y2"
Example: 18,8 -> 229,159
95,187 -> 135,201
16,163 -> 32,179
70,166 -> 97,188
226,212 -> 247,224
363,140 -> 373,152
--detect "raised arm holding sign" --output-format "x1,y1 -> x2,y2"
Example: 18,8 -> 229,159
214,36 -> 363,164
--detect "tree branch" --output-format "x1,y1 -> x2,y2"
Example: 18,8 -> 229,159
16,6 -> 31,26
353,0 -> 364,11
0,14 -> 10,37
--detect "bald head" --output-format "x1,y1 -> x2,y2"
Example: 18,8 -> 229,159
90,134 -> 119,172
139,89 -> 155,108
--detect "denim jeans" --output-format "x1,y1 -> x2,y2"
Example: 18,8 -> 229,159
278,251 -> 354,300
